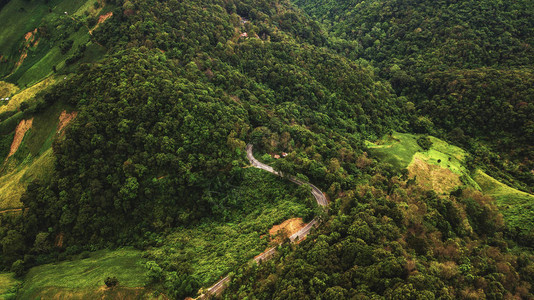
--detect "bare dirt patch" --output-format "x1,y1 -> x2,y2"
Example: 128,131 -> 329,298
408,156 -> 462,194
55,232 -> 64,248
269,218 -> 305,243
8,118 -> 33,158
15,28 -> 39,68
24,28 -> 38,42
0,208 -> 22,214
57,110 -> 78,134
90,12 -> 113,34
15,52 -> 28,68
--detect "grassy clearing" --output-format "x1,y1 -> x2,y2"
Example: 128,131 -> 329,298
366,132 -> 421,169
0,148 -> 54,210
74,0 -> 104,17
0,0 -> 107,87
367,132 -> 479,192
9,25 -> 93,87
367,132 -> 467,174
368,133 -> 534,232
408,154 -> 462,194
0,77 -> 56,114
24,101 -> 68,155
473,169 -> 534,231
0,0 -> 89,59
19,248 -> 148,299
0,0 -> 51,72
0,95 -> 68,210
146,167 -> 312,287
0,82 -> 18,99
0,273 -> 21,299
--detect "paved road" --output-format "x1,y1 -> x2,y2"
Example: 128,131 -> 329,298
198,144 -> 328,299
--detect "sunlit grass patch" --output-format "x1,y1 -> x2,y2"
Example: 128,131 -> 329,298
19,248 -> 148,299
0,77 -> 56,114
0,81 -> 18,99
473,169 -> 534,231
0,272 -> 21,299
0,148 -> 54,210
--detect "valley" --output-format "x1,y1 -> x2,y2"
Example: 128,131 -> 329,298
0,0 -> 532,298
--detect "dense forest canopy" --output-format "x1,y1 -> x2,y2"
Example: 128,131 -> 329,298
0,0 -> 532,298
17,0 -> 405,246
296,0 -> 534,192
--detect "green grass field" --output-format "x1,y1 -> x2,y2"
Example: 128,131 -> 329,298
0,148 -> 55,210
366,132 -> 474,185
0,273 -> 21,299
0,0 -> 90,58
367,132 -> 534,232
0,101 -> 70,210
474,169 -> 534,231
0,82 -> 17,99
19,248 -> 149,299
366,132 -> 421,169
0,0 -> 107,87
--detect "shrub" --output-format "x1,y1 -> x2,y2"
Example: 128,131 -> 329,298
104,276 -> 119,288
11,260 -> 25,277
417,136 -> 433,151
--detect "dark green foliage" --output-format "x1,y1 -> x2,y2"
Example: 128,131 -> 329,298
0,0 -> 532,298
104,276 -> 119,288
295,0 -> 534,191
225,184 -> 533,299
416,136 -> 432,151
0,131 -> 14,160
17,0 -> 405,248
0,111 -> 23,135
59,40 -> 73,54
11,259 -> 25,278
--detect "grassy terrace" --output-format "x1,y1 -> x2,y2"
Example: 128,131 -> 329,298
366,132 -> 473,184
19,248 -> 149,299
474,169 -> 534,232
0,101 -> 67,210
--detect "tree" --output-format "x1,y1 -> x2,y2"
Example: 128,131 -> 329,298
105,276 -> 119,288
416,136 -> 433,151
11,260 -> 25,277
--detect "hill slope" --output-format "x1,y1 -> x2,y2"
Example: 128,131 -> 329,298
295,0 -> 534,191
0,0 -> 533,299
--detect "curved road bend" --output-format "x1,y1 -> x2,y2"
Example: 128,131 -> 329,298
199,144 -> 328,299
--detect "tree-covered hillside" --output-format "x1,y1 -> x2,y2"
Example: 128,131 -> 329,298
0,0 -> 533,298
296,0 -> 534,192
19,0 -> 405,247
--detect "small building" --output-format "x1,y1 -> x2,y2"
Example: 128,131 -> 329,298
281,152 -> 288,157
273,154 -> 280,159
240,32 -> 248,38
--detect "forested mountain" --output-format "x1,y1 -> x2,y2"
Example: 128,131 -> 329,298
19,0 -> 405,246
0,0 -> 532,298
297,0 -> 534,192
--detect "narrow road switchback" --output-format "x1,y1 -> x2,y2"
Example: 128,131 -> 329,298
197,144 -> 328,299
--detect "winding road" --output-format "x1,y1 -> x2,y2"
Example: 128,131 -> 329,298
198,144 -> 328,298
